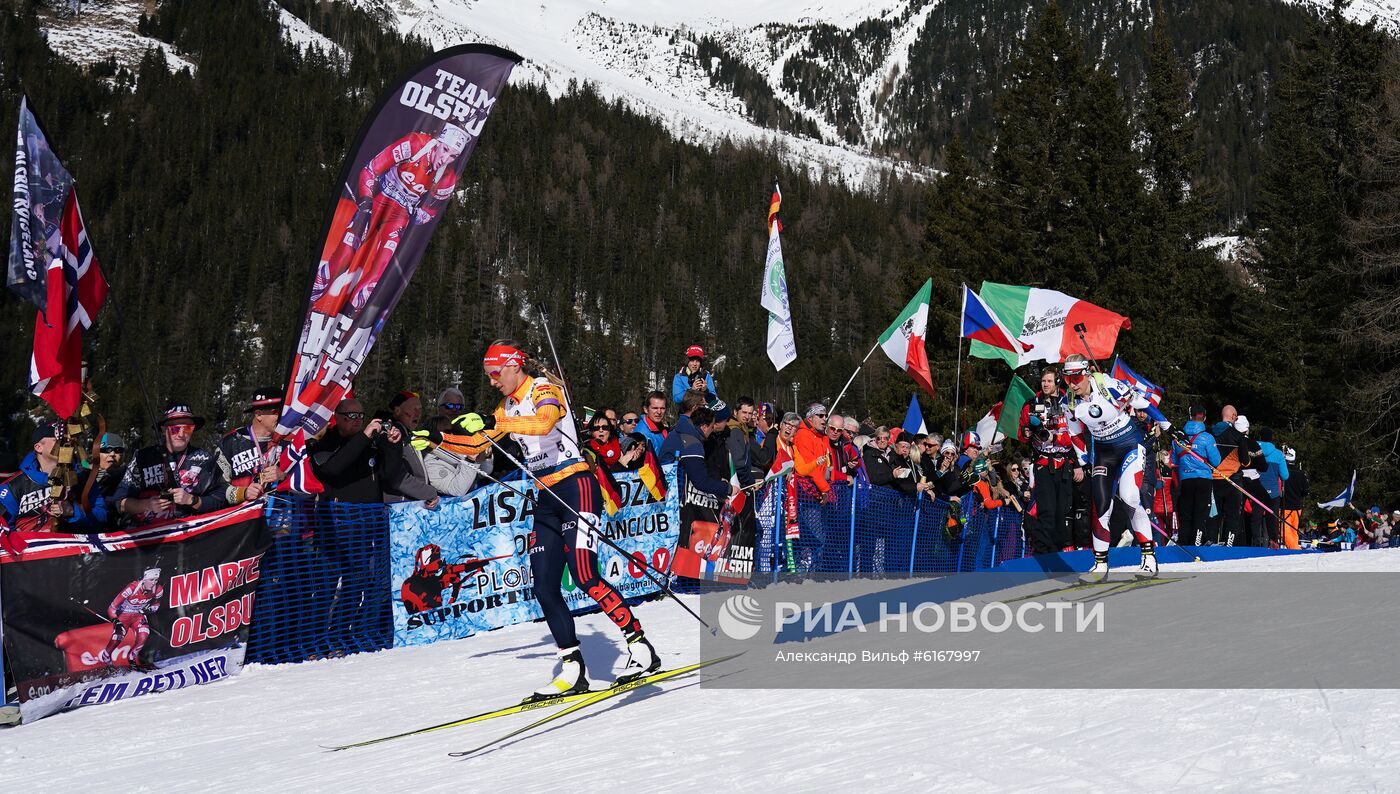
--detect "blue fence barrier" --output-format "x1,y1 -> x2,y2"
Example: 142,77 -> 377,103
753,477 -> 1025,579
247,476 -> 1029,664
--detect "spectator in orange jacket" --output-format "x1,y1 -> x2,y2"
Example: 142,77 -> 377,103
793,403 -> 834,504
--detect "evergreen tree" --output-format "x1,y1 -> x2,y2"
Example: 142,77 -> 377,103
1344,47 -> 1400,502
1237,0 -> 1386,480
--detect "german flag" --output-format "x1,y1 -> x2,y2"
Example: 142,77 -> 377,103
638,446 -> 667,502
595,464 -> 623,516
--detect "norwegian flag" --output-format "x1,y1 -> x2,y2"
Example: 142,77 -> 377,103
275,428 -> 325,495
29,192 -> 107,419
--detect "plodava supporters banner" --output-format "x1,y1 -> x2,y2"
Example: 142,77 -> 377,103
277,45 -> 520,438
388,465 -> 679,647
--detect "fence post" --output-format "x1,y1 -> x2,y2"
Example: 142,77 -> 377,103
908,492 -> 922,575
846,483 -> 858,577
956,503 -> 966,573
988,508 -> 1002,570
773,477 -> 784,584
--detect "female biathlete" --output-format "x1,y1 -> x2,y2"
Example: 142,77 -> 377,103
436,340 -> 659,701
1062,354 -> 1172,581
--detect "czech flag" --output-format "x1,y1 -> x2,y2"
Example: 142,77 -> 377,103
961,284 -> 1030,356
1110,356 -> 1163,407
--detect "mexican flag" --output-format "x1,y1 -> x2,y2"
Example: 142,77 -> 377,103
879,279 -> 934,396
970,282 -> 1131,368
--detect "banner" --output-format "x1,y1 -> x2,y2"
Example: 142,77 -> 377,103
277,45 -> 520,439
762,184 -> 796,370
672,473 -> 756,584
388,466 -> 679,647
0,502 -> 270,723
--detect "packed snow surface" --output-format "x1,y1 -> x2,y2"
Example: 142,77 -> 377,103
4,548 -> 1400,791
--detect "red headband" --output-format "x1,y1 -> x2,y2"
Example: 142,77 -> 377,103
484,345 -> 527,369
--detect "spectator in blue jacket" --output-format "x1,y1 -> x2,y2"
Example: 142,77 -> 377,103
658,392 -> 734,501
1172,405 -> 1221,545
636,390 -> 669,454
670,345 -> 717,405
1255,427 -> 1289,546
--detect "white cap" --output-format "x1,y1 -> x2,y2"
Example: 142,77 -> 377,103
1234,415 -> 1250,434
437,124 -> 469,153
1284,448 -> 1296,463
142,567 -> 161,580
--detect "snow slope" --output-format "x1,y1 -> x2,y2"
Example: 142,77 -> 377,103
5,548 -> 1400,792
379,0 -> 926,186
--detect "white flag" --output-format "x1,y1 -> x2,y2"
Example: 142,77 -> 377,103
762,185 -> 796,370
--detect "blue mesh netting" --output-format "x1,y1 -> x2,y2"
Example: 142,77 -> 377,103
246,480 -> 1029,664
752,477 -> 1026,579
247,496 -> 392,664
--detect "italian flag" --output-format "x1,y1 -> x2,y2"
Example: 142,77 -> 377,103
879,279 -> 934,396
969,282 -> 1131,368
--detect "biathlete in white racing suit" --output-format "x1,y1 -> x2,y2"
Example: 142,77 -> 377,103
1062,354 -> 1171,580
429,340 -> 660,701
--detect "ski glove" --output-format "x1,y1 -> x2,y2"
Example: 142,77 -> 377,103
410,428 -> 443,452
453,413 -> 495,434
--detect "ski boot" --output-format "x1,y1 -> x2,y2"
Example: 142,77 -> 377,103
614,630 -> 661,685
1136,542 -> 1159,579
524,646 -> 589,703
1078,552 -> 1110,584
129,654 -> 157,673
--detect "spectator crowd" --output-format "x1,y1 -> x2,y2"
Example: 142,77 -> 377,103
1,344 -> 1393,561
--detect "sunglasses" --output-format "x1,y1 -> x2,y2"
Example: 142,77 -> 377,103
591,425 -> 610,431
338,411 -> 366,420
620,417 -> 639,424
100,447 -> 125,454
165,424 -> 195,435
442,402 -> 464,411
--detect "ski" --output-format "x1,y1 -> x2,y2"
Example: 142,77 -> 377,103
1070,575 -> 1181,603
322,688 -> 599,751
999,577 -> 1137,605
448,652 -> 745,759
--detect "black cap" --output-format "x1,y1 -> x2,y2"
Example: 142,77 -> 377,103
31,422 -> 59,445
156,402 -> 206,430
388,390 -> 419,410
248,387 -> 284,411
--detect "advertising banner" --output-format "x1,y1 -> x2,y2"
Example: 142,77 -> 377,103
277,45 -> 519,439
0,502 -> 270,723
388,466 -> 679,647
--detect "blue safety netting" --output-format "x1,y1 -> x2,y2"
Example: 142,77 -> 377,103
246,496 -> 392,664
246,480 -> 1028,664
752,477 -> 1025,579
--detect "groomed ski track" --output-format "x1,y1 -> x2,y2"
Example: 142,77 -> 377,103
4,550 -> 1400,792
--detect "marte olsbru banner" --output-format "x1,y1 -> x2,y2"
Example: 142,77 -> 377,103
0,502 -> 271,723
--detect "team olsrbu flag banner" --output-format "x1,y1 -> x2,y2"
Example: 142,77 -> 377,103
761,185 -> 797,370
277,46 -> 520,438
8,97 -> 108,419
879,278 -> 934,396
0,503 -> 271,724
970,282 -> 1131,368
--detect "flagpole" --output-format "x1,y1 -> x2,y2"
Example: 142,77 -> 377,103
829,341 -> 880,414
953,337 -> 963,437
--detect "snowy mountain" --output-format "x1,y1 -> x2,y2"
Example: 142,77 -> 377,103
32,0 -> 1400,188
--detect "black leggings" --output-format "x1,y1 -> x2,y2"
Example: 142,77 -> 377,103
530,472 -> 640,649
